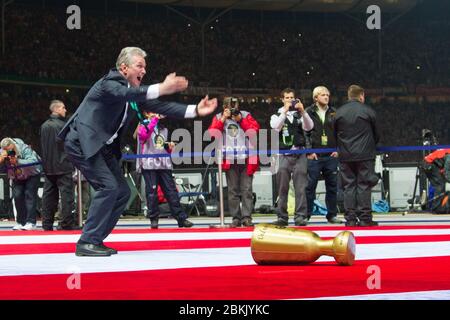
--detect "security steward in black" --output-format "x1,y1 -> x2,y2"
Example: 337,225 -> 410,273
334,85 -> 380,227
40,100 -> 79,231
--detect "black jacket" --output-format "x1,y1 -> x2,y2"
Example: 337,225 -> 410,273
58,68 -> 189,159
40,114 -> 73,175
334,99 -> 380,162
305,104 -> 337,153
277,112 -> 307,150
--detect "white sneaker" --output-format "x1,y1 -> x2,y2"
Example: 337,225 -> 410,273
21,223 -> 37,231
12,224 -> 24,230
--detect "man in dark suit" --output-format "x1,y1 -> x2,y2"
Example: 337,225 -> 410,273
58,47 -> 217,256
334,85 -> 380,227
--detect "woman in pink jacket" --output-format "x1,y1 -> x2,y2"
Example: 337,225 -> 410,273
137,112 -> 193,229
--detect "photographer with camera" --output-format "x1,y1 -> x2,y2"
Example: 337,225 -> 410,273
423,148 -> 450,213
0,138 -> 42,230
136,111 -> 193,229
270,88 -> 314,226
208,97 -> 260,227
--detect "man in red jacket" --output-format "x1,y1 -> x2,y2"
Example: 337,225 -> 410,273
208,97 -> 260,227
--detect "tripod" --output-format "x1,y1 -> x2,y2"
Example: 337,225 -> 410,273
408,163 -> 427,212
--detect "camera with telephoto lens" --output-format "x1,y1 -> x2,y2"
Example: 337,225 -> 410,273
230,108 -> 241,116
226,97 -> 240,116
3,149 -> 16,166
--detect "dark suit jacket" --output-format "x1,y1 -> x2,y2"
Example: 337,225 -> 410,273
334,99 -> 380,162
58,68 -> 189,159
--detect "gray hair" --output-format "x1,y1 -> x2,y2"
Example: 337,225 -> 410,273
49,100 -> 64,112
115,47 -> 147,69
0,137 -> 14,149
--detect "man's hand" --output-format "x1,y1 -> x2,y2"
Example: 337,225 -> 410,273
294,99 -> 305,113
307,153 -> 318,160
331,152 -> 338,158
282,103 -> 290,113
197,95 -> 218,117
221,108 -> 231,122
159,73 -> 188,96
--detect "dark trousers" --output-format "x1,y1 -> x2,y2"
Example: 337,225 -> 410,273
64,130 -> 130,245
339,160 -> 377,223
225,164 -> 254,221
12,174 -> 40,225
41,173 -> 75,229
142,169 -> 187,221
306,156 -> 338,219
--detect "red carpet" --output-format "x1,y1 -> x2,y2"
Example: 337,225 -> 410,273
1,225 -> 450,300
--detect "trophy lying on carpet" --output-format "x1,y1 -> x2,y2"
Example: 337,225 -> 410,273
251,224 -> 356,266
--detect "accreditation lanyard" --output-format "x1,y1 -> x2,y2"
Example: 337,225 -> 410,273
318,108 -> 328,146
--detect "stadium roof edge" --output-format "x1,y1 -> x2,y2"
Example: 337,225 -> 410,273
121,0 -> 419,13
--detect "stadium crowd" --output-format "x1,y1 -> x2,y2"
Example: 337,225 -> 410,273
1,3 -> 449,164
1,4 -> 450,89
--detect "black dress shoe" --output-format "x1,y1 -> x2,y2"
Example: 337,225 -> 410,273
327,216 -> 344,224
76,243 -> 111,257
178,219 -> 194,228
150,219 -> 159,229
271,218 -> 288,227
100,243 -> 118,254
242,218 -> 254,227
230,219 -> 242,228
358,220 -> 379,227
345,220 -> 358,227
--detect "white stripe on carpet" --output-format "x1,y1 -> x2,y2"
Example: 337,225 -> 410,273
2,228 -> 450,245
1,241 -> 450,277
302,289 -> 450,300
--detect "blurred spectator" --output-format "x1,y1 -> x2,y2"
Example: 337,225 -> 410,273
0,137 -> 42,230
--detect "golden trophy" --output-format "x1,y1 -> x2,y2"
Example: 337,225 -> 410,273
251,224 -> 355,266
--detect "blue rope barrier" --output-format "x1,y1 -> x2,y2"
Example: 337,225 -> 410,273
6,144 -> 450,167
122,144 -> 450,160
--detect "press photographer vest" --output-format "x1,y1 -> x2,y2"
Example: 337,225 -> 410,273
216,111 -> 249,161
278,112 -> 307,150
138,125 -> 172,171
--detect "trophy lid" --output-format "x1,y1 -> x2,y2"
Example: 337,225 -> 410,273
333,231 -> 356,266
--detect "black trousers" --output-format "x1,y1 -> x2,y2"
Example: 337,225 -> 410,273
64,129 -> 130,245
142,169 -> 187,221
339,160 -> 378,223
306,156 -> 338,219
12,174 -> 40,225
41,173 -> 75,229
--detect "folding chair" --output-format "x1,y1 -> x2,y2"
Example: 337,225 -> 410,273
176,177 -> 208,216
